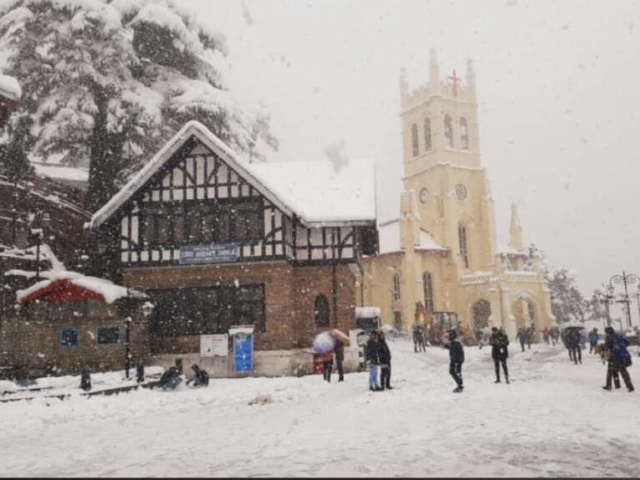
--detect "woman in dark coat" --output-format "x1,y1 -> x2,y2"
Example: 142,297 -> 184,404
378,331 -> 393,390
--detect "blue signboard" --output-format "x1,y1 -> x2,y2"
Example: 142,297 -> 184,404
179,243 -> 238,265
233,333 -> 253,372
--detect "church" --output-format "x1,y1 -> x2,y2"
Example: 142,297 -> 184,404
360,51 -> 554,341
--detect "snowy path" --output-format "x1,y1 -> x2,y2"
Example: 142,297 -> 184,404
1,340 -> 639,477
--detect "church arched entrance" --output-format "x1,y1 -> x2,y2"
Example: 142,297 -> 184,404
512,297 -> 536,329
472,299 -> 491,331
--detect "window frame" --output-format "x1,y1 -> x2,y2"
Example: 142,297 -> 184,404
314,294 -> 330,328
424,117 -> 432,152
460,117 -> 469,151
423,272 -> 434,313
444,114 -> 454,149
392,274 -> 401,301
411,123 -> 419,157
458,224 -> 469,269
59,327 -> 80,349
97,326 -> 121,346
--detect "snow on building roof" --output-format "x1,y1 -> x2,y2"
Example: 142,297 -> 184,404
377,219 -> 448,255
0,74 -> 21,102
32,163 -> 89,183
496,244 -> 528,257
15,270 -> 145,305
87,121 -> 376,230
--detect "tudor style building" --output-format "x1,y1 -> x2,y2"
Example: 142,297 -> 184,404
87,121 -> 377,376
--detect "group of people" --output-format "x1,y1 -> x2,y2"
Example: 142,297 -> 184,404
365,330 -> 393,391
515,326 -> 535,352
158,363 -> 209,390
412,321 -> 427,352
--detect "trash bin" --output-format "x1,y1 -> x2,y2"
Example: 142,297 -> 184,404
312,353 -> 325,374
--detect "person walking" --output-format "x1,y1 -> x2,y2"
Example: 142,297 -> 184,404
525,326 -> 534,350
588,328 -> 599,354
516,327 -> 526,353
541,327 -> 550,345
445,329 -> 465,393
321,352 -> 334,382
378,331 -> 393,390
567,329 -> 582,364
490,327 -> 510,384
365,331 -> 382,391
413,322 -> 426,353
603,326 -> 634,392
334,338 -> 345,382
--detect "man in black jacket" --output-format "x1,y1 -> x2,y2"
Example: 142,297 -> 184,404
378,331 -> 393,390
490,327 -> 510,384
446,329 -> 465,393
365,331 -> 382,391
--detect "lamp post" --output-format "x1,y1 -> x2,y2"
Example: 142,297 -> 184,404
609,271 -> 640,330
124,316 -> 131,379
597,285 -> 614,328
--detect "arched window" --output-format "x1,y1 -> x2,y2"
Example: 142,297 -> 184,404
314,294 -> 330,327
411,123 -> 419,157
392,274 -> 401,301
472,300 -> 491,330
444,114 -> 454,148
458,224 -> 469,269
423,272 -> 434,312
423,118 -> 432,151
460,117 -> 469,150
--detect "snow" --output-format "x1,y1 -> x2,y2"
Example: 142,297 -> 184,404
355,306 -> 380,318
228,326 -> 254,336
0,73 -> 21,101
32,163 -> 89,182
15,269 -> 143,305
377,219 -> 448,254
0,340 -> 638,476
311,331 -> 335,353
497,244 -> 528,257
88,121 -> 375,230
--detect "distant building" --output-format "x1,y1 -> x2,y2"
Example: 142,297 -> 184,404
86,121 -> 377,377
360,52 -> 554,342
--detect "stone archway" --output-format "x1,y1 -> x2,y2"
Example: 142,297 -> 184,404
512,296 -> 536,329
472,299 -> 491,331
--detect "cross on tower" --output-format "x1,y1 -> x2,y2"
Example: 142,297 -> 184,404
448,70 -> 461,97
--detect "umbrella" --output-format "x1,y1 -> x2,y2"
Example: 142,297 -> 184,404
312,331 -> 336,353
330,329 -> 350,346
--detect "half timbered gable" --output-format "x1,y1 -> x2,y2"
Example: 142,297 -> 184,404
88,121 -> 377,269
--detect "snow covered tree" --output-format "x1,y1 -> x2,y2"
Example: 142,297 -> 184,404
0,0 -> 278,212
585,287 -> 610,325
546,268 -> 588,324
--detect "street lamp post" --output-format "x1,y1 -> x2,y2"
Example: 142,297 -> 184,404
609,271 -> 640,330
124,316 -> 132,379
598,285 -> 614,328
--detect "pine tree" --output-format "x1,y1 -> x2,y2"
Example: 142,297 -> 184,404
0,0 -> 278,212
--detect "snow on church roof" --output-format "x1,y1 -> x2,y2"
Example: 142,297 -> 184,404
88,121 -> 376,230
496,244 -> 528,257
377,219 -> 448,255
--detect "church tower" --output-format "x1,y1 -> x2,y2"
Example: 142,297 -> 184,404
400,50 -> 497,274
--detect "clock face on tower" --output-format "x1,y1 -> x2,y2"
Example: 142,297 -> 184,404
455,183 -> 467,200
419,187 -> 429,204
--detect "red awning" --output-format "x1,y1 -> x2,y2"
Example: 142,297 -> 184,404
19,279 -> 106,305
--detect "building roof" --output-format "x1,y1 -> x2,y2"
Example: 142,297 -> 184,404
0,74 -> 21,102
377,219 -> 449,255
496,244 -> 529,257
15,270 -> 145,305
87,121 -> 376,230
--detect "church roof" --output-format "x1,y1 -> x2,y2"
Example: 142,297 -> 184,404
496,244 -> 528,257
87,121 -> 376,230
377,219 -> 448,255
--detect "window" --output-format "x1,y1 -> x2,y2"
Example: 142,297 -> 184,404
423,272 -> 434,312
460,117 -> 469,150
444,114 -> 454,148
314,294 -> 330,327
144,199 -> 263,247
148,284 -> 266,337
458,224 -> 469,269
60,328 -> 80,348
424,118 -> 432,151
411,123 -> 419,157
97,327 -> 120,345
392,274 -> 401,301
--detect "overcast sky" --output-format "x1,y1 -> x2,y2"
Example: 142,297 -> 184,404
185,0 -> 640,298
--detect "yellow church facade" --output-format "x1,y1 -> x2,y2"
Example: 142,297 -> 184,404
360,51 -> 555,341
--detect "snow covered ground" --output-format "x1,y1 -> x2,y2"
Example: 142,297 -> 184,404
1,339 -> 639,477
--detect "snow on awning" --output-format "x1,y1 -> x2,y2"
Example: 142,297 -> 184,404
228,326 -> 255,336
0,74 -> 21,102
356,306 -> 380,318
16,271 -> 145,305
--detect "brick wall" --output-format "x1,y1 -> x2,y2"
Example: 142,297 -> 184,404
0,299 -> 150,378
123,260 -> 357,355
